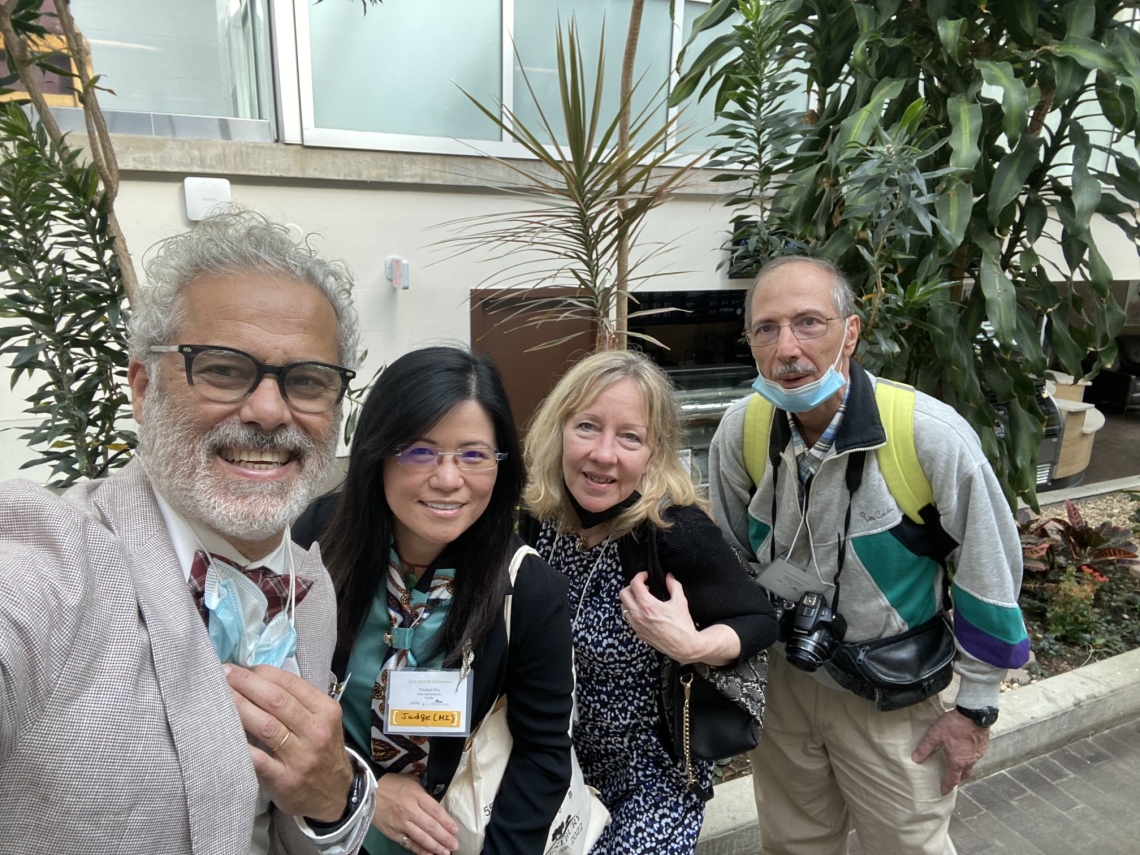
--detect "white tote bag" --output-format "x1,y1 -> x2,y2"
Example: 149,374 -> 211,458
441,546 -> 610,855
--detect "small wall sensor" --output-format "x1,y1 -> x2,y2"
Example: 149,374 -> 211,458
183,177 -> 232,221
386,256 -> 410,290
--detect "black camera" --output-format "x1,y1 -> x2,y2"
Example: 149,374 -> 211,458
777,591 -> 847,672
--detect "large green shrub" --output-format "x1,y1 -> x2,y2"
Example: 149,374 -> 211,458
674,0 -> 1140,506
0,104 -> 134,485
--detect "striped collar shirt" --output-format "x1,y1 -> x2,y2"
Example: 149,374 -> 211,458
787,384 -> 850,490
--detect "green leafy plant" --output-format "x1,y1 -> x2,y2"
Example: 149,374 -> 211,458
1018,500 -> 1139,649
0,103 -> 134,485
673,0 -> 1140,507
1046,567 -> 1101,641
440,21 -> 700,352
341,355 -> 384,446
0,0 -> 137,301
0,1 -> 138,486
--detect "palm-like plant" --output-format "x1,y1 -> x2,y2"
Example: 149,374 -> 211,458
440,21 -> 700,351
0,104 -> 134,486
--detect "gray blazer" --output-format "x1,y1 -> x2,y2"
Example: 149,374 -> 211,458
0,461 -> 365,855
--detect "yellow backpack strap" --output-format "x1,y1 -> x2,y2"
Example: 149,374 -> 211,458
874,379 -> 933,524
742,393 -> 774,487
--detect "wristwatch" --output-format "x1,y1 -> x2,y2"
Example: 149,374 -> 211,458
955,705 -> 999,728
305,757 -> 368,832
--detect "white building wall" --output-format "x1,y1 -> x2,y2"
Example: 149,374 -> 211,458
0,150 -> 739,482
113,177 -> 737,361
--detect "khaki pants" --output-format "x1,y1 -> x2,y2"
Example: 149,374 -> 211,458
749,654 -> 958,855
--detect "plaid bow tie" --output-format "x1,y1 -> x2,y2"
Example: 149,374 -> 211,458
187,550 -> 314,625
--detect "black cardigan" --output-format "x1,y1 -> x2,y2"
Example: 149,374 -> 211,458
518,502 -> 779,661
294,495 -> 575,855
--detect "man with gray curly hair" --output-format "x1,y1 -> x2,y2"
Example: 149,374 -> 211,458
0,210 -> 376,855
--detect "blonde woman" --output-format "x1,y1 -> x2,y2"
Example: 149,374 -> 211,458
520,350 -> 778,854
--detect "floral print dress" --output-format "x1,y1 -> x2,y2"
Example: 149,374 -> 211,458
536,522 -> 711,855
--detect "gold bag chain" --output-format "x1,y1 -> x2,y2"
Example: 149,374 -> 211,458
679,671 -> 696,789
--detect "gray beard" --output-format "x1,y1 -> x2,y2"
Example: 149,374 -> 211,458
137,388 -> 339,542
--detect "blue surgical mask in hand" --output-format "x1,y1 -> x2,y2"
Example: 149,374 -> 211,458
204,558 -> 298,669
752,342 -> 848,413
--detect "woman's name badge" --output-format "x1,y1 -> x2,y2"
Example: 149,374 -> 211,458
383,669 -> 474,737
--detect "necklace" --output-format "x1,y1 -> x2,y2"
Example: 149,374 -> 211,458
556,533 -> 612,629
575,524 -> 613,552
397,555 -> 431,589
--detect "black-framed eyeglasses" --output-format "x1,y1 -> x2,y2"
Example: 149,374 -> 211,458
150,344 -> 355,414
394,444 -> 507,472
745,316 -> 843,347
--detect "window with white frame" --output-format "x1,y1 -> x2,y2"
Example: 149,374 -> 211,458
294,0 -> 727,156
68,0 -> 274,138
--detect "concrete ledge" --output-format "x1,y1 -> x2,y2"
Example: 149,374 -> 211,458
1033,474 -> 1140,505
697,647 -> 1140,854
698,776 -> 762,855
87,134 -> 736,197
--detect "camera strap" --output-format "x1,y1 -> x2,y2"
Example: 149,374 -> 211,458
831,449 -> 866,616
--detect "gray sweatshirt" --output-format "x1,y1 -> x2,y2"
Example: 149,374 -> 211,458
708,361 -> 1029,709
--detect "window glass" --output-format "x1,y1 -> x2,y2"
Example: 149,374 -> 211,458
677,0 -> 735,153
70,0 -> 272,119
306,0 -> 501,140
512,0 -> 673,146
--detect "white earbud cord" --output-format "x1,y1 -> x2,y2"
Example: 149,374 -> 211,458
781,481 -> 834,592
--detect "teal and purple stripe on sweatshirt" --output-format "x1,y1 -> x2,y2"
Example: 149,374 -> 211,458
951,583 -> 1031,668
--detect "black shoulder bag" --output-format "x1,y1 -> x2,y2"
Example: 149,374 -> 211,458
648,526 -> 760,801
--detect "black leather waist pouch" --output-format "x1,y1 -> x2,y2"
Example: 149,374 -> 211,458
825,613 -> 955,711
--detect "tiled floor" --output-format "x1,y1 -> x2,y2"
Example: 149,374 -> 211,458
947,719 -> 1140,855
1079,410 -> 1140,484
844,719 -> 1140,855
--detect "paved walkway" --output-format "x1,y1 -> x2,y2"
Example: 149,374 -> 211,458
845,718 -> 1140,854
948,717 -> 1140,855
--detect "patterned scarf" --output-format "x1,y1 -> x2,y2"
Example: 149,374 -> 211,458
369,555 -> 455,776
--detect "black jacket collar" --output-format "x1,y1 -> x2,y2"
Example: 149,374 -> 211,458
767,360 -> 887,460
832,361 -> 887,454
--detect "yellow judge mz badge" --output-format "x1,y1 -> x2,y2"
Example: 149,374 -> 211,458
383,669 -> 473,736
390,709 -> 462,728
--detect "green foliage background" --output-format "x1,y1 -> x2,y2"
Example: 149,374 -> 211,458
674,0 -> 1140,507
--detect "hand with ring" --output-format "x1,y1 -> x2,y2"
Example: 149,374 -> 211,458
223,664 -> 356,822
372,773 -> 458,855
619,571 -> 743,666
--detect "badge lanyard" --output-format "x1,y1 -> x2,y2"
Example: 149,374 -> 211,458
377,565 -> 472,738
765,447 -> 866,613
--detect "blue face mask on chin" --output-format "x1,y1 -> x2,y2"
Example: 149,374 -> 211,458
751,340 -> 848,413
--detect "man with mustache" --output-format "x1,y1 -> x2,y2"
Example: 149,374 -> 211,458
0,210 -> 376,854
708,256 -> 1028,855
